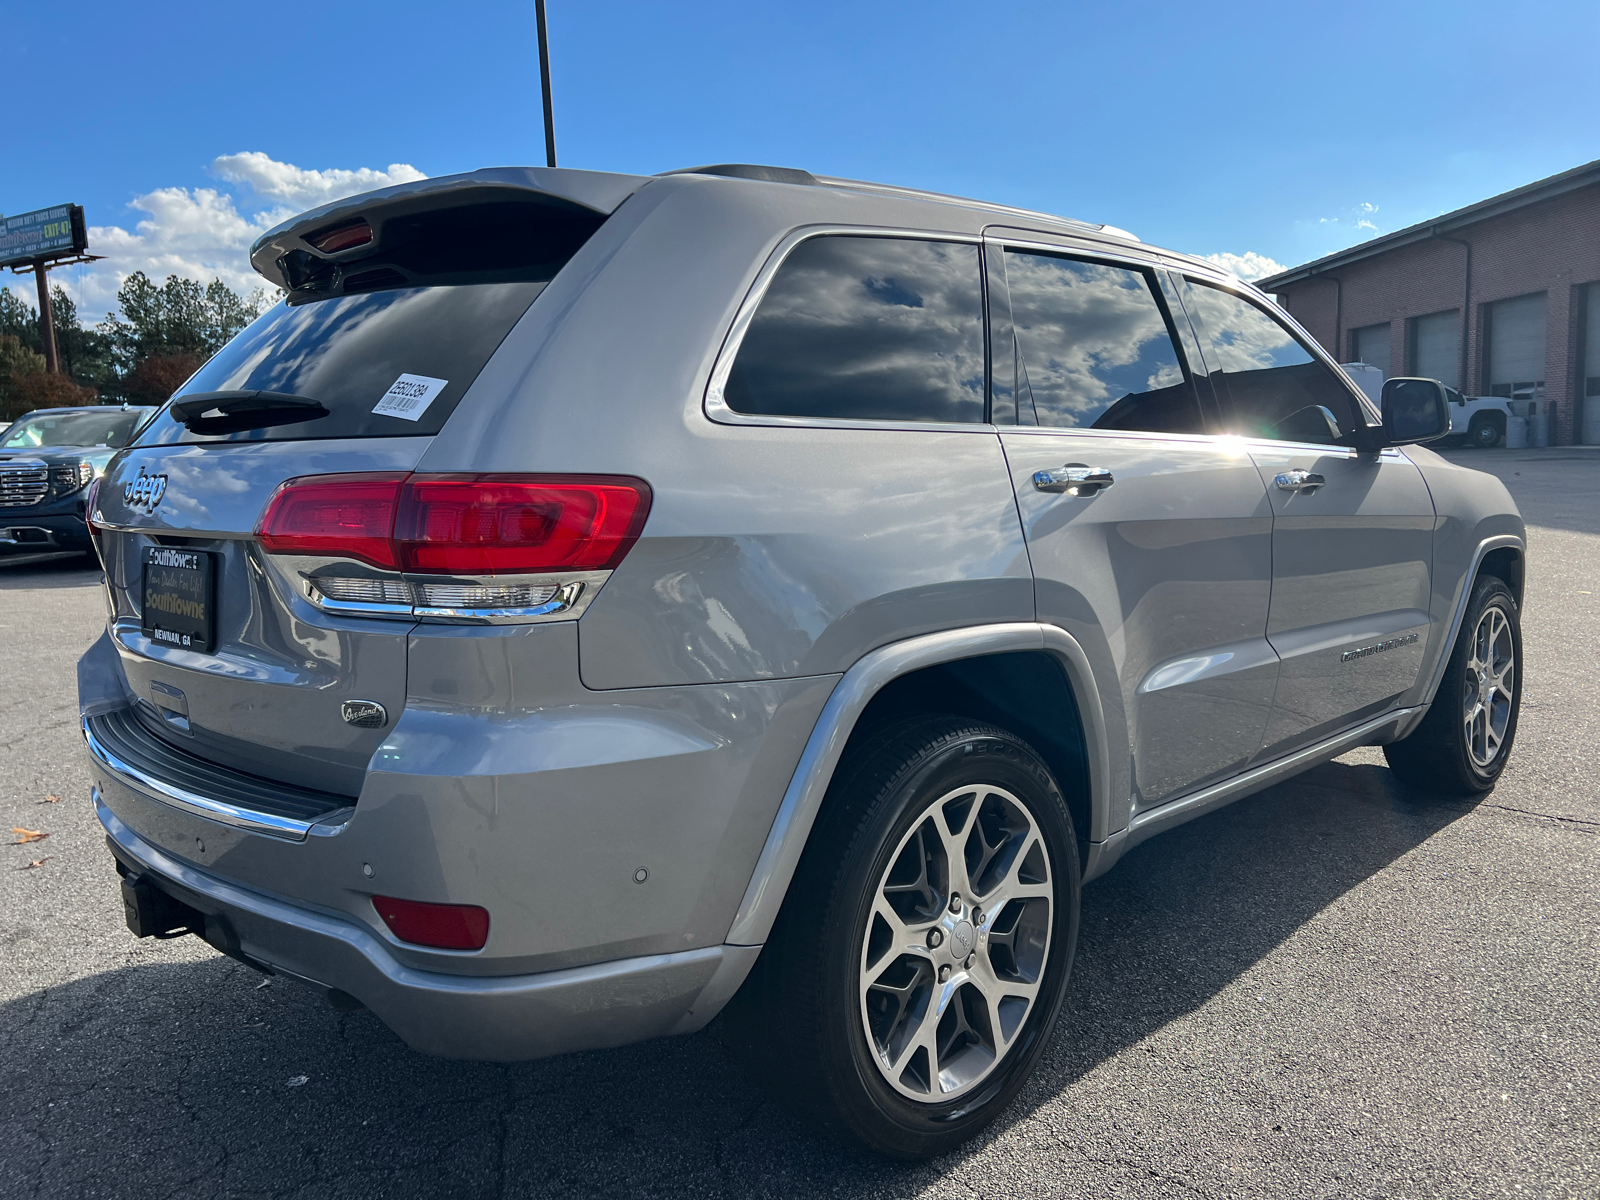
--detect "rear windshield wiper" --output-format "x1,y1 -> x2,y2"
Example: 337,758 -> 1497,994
170,391 -> 330,435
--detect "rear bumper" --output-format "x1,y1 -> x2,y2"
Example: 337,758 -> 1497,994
96,791 -> 758,1061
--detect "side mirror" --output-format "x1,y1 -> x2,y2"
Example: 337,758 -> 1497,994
1379,377 -> 1450,446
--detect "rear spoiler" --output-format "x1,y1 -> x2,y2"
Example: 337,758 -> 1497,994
248,167 -> 652,291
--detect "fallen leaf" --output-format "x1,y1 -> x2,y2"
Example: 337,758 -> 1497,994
17,858 -> 51,870
10,828 -> 49,845
41,794 -> 61,804
286,1075 -> 309,1088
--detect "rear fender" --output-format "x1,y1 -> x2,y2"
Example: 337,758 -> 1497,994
723,622 -> 1113,948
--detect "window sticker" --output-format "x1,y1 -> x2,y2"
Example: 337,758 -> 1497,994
372,374 -> 448,421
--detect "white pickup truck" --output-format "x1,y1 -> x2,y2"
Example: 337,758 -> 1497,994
1340,363 -> 1511,447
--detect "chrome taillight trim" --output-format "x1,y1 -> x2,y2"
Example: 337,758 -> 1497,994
413,580 -> 585,622
262,552 -> 611,625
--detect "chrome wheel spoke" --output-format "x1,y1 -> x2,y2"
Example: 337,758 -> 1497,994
860,950 -> 936,1074
859,780 -> 1055,1103
1463,603 -> 1516,768
964,950 -> 1038,1050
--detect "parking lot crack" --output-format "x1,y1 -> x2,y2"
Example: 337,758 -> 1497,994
1481,802 -> 1600,830
1066,1149 -> 1217,1198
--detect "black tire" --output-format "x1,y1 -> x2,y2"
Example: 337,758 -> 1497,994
1385,576 -> 1521,795
1468,417 -> 1503,448
731,716 -> 1081,1158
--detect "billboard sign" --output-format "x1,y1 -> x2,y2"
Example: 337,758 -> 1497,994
0,204 -> 88,269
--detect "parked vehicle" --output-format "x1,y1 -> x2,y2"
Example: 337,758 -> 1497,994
1341,366 -> 1510,448
0,405 -> 154,555
78,164 -> 1525,1157
1446,387 -> 1512,446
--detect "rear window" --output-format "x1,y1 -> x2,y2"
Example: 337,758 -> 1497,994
723,235 -> 986,424
135,282 -> 547,444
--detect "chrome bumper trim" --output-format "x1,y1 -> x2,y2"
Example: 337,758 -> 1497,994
83,715 -> 321,841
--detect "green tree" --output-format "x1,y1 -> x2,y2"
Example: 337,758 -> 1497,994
98,272 -> 273,405
0,287 -> 39,352
0,287 -> 103,418
2,273 -> 275,410
0,284 -> 115,399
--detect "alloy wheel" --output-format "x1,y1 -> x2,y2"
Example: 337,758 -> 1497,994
858,783 -> 1053,1103
1463,604 -> 1515,768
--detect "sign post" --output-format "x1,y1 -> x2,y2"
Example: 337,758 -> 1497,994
1,204 -> 101,374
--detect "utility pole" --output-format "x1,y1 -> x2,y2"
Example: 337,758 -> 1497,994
536,0 -> 557,168
34,259 -> 59,374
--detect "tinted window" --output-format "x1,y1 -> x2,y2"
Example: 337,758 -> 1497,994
135,282 -> 546,444
723,236 -> 985,423
1179,280 -> 1362,444
1,409 -> 148,449
1004,251 -> 1201,433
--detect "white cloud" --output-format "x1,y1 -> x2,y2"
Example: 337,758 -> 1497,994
1202,251 -> 1287,282
1308,201 -> 1384,241
7,153 -> 426,324
212,152 -> 426,210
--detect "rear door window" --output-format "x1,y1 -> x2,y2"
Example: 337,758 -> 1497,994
1002,250 -> 1203,433
723,235 -> 986,424
135,281 -> 547,444
1178,279 -> 1364,445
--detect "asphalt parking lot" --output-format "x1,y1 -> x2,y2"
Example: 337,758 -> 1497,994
3,447 -> 1596,1199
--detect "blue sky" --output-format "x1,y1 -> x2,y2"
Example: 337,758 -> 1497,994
8,0 -> 1597,317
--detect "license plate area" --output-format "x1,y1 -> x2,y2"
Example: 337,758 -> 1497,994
141,546 -> 215,653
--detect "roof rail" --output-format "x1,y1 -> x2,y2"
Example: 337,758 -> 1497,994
663,164 -> 819,186
812,174 -> 1128,238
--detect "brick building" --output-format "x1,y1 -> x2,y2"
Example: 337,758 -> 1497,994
1259,158 -> 1600,445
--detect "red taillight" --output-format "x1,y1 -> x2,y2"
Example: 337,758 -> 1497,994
257,473 -> 407,568
372,896 -> 490,950
306,218 -> 373,253
256,473 -> 651,575
395,475 -> 651,574
84,477 -> 102,536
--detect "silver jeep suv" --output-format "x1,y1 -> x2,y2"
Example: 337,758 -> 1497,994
79,163 -> 1525,1157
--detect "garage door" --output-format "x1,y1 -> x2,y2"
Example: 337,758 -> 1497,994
1584,282 -> 1600,444
1411,310 -> 1459,389
1486,292 -> 1547,401
1352,323 -> 1391,376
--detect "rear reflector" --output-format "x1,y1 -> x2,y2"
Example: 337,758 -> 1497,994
257,473 -> 651,575
372,896 -> 490,950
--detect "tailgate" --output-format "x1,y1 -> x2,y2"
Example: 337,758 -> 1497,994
95,439 -> 429,796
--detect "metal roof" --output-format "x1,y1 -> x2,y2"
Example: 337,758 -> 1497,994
1257,157 -> 1600,291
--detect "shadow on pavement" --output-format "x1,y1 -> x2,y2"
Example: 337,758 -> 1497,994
0,552 -> 102,590
1,758 -> 1476,1198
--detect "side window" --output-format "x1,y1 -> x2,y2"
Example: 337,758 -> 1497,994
1179,279 -> 1362,445
723,235 -> 985,423
1003,250 -> 1203,433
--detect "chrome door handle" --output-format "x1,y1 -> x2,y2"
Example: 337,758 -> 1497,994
1274,469 -> 1326,494
1033,464 -> 1114,496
